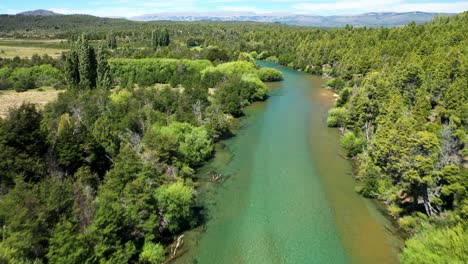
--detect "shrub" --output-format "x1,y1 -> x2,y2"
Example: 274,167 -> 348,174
257,68 -> 283,82
201,61 -> 257,87
336,87 -> 352,107
327,107 -> 347,127
340,131 -> 366,157
400,225 -> 468,264
110,58 -> 212,88
139,242 -> 165,264
238,52 -> 255,64
240,74 -> 268,101
326,77 -> 345,91
155,181 -> 194,233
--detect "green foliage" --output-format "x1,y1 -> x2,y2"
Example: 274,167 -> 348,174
257,67 -> 283,82
150,28 -> 170,48
96,46 -> 112,89
0,103 -> 47,185
106,32 -> 117,49
47,218 -> 89,264
77,36 -> 97,89
65,49 -> 80,87
4,64 -> 63,91
0,11 -> 467,264
336,87 -> 352,107
214,78 -> 243,116
340,131 -> 366,157
201,61 -> 257,87
178,125 -> 214,166
357,153 -> 382,198
110,58 -> 212,87
205,46 -> 229,63
326,107 -> 347,127
238,52 -> 255,64
400,225 -> 468,264
140,242 -> 165,264
155,181 -> 194,233
326,77 -> 345,91
144,122 -> 213,167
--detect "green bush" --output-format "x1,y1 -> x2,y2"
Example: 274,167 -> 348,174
327,107 -> 347,127
110,58 -> 213,87
155,181 -> 194,233
6,64 -> 63,91
139,242 -> 165,264
240,73 -> 268,101
326,77 -> 345,91
340,131 -> 366,157
238,52 -> 256,64
257,68 -> 283,82
201,61 -> 257,88
144,122 -> 213,167
400,225 -> 468,264
8,67 -> 36,92
336,87 -> 352,107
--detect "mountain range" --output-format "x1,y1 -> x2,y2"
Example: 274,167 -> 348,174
130,11 -> 454,27
15,9 -> 456,27
17,9 -> 60,17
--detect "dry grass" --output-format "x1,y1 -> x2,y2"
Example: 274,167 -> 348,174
0,45 -> 66,58
0,38 -> 65,44
0,38 -> 67,58
0,89 -> 62,118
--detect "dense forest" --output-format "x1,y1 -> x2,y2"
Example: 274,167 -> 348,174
0,11 -> 467,263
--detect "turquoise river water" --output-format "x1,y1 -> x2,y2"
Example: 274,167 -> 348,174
173,61 -> 401,264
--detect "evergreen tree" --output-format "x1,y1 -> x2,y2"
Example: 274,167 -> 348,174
96,45 -> 112,89
161,28 -> 170,46
106,32 -> 117,49
77,35 -> 97,89
412,85 -> 432,126
65,48 -> 80,87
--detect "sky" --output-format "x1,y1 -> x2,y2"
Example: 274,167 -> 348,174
0,0 -> 467,17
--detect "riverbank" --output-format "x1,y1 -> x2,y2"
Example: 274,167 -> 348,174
304,72 -> 402,263
171,61 -> 401,264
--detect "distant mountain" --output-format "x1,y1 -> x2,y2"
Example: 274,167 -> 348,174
17,9 -> 61,16
130,11 -> 455,27
11,10 -> 456,27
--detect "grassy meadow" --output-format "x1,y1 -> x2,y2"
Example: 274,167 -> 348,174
0,87 -> 62,117
0,38 -> 67,58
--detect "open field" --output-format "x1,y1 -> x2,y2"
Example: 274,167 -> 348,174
0,88 -> 62,117
0,38 -> 68,58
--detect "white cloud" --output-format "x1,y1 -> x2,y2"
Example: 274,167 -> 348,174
292,1 -> 468,15
397,2 -> 468,13
51,0 -> 197,17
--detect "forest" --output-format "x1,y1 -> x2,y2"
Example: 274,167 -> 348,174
0,11 -> 467,264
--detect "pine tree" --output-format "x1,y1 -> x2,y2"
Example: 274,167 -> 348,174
161,28 -> 170,46
65,48 -> 80,87
78,35 -> 97,89
150,30 -> 158,48
96,46 -> 112,89
106,32 -> 117,49
444,77 -> 466,118
412,85 -> 432,126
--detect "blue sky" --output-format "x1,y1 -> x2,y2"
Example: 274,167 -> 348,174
0,0 -> 467,17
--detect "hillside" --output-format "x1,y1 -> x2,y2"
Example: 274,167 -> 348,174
17,9 -> 60,16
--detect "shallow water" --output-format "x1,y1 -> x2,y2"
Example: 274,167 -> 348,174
174,62 -> 401,264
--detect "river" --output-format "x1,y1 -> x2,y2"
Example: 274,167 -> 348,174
173,61 -> 401,264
